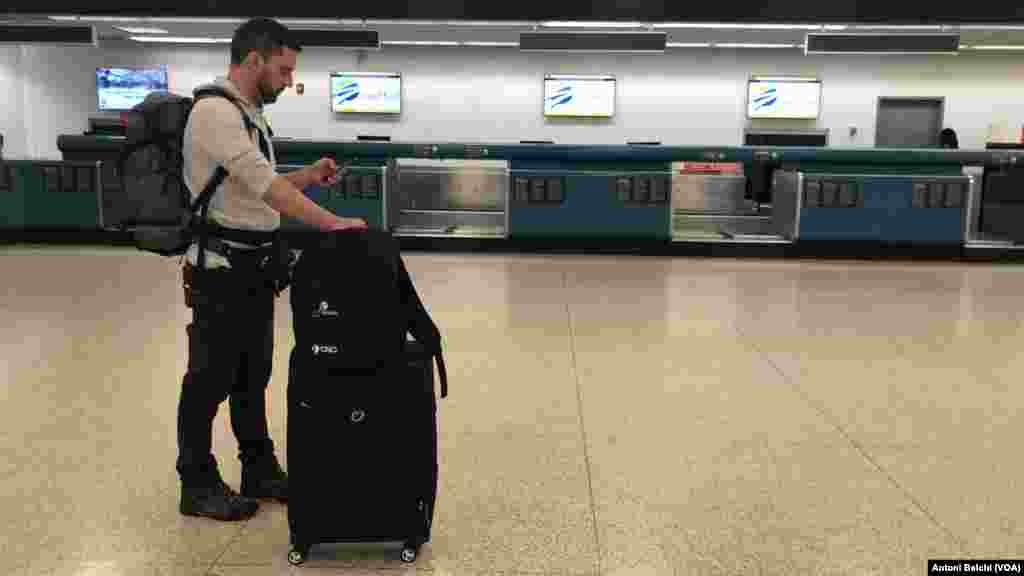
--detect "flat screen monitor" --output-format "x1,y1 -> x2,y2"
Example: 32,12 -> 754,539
543,75 -> 615,118
747,77 -> 821,120
331,72 -> 402,114
96,66 -> 169,112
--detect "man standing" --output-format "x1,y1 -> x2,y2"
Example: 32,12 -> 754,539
177,17 -> 366,521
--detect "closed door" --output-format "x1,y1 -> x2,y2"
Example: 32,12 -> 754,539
875,98 -> 944,148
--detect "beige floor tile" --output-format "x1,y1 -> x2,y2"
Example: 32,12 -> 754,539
3,463 -> 242,573
573,335 -> 962,575
8,247 -> 1024,576
750,334 -> 1024,558
29,561 -> 212,576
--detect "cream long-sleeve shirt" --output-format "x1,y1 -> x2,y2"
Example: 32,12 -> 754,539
183,78 -> 279,269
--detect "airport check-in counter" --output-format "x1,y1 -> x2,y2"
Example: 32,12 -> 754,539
32,133 -> 1024,256
278,163 -> 389,231
508,162 -> 672,241
0,158 -> 104,230
970,161 -> 1024,249
388,158 -> 508,238
669,165 -> 792,244
772,170 -> 974,244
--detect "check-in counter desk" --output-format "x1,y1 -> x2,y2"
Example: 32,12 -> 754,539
772,170 -> 973,244
508,161 -> 672,241
29,133 -> 1024,257
278,163 -> 389,231
0,158 -> 104,230
970,164 -> 1024,249
669,165 -> 790,244
389,158 -> 508,238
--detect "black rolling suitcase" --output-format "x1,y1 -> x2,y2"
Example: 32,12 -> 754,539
285,230 -> 448,566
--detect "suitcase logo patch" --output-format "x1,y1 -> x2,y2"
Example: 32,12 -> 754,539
313,300 -> 340,319
350,409 -> 366,423
312,344 -> 339,355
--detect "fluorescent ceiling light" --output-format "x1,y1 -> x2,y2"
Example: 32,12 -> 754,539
366,19 -> 435,26
115,26 -> 168,34
666,42 -> 712,48
546,74 -> 615,80
716,43 -> 799,48
971,45 -> 1024,50
752,76 -> 819,82
462,41 -> 518,47
382,40 -> 460,46
449,20 -> 536,27
654,22 -> 822,30
853,25 -> 945,30
278,19 -> 344,26
129,36 -> 231,44
366,19 -> 534,27
147,17 -> 244,24
333,72 -> 400,77
54,16 -> 144,23
541,21 -> 646,28
53,15 -> 243,25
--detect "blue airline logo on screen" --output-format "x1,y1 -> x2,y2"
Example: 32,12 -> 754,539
335,81 -> 360,104
546,86 -> 574,108
752,87 -> 778,111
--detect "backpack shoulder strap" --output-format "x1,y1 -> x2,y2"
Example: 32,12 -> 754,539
189,87 -> 259,270
194,87 -> 271,159
193,87 -> 252,130
189,166 -> 228,213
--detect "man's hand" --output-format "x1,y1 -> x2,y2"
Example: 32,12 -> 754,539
309,157 -> 340,187
328,217 -> 368,231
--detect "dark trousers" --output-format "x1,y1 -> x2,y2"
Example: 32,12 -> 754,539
176,263 -> 277,487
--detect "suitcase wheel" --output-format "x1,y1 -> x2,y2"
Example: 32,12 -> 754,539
288,546 -> 309,566
401,544 -> 418,563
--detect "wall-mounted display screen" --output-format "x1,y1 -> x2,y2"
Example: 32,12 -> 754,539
747,77 -> 821,120
331,72 -> 402,114
543,75 -> 615,118
96,66 -> 169,111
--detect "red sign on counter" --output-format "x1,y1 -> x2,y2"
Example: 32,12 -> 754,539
677,162 -> 742,175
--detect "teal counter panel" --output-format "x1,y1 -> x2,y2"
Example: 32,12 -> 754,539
280,167 -> 385,231
798,209 -> 883,240
508,165 -> 671,241
797,175 -> 965,243
21,161 -> 101,229
0,162 -> 26,228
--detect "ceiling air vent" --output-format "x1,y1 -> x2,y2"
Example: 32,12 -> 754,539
290,29 -> 380,50
805,33 -> 960,55
520,32 -> 666,53
0,23 -> 96,46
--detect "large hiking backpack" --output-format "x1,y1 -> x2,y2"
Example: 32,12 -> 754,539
118,87 -> 277,266
289,229 -> 448,397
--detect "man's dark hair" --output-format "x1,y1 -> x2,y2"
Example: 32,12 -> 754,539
231,18 -> 302,65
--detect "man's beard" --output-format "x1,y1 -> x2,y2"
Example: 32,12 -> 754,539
258,76 -> 284,105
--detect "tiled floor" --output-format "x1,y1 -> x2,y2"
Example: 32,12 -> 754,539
3,245 -> 1024,575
